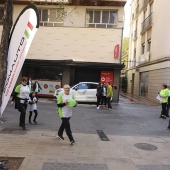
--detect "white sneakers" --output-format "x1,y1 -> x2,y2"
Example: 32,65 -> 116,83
97,106 -> 100,109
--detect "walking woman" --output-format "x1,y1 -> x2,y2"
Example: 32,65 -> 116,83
11,77 -> 31,130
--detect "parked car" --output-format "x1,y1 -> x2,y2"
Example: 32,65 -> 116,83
53,82 -> 98,102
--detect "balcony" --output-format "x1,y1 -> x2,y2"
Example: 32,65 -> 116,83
139,52 -> 150,64
141,13 -> 152,33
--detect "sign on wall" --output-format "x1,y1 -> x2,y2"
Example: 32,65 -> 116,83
100,71 -> 114,86
33,80 -> 61,97
114,44 -> 120,59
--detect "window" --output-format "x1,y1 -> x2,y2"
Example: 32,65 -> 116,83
89,83 -> 98,89
150,2 -> 153,14
134,20 -> 138,39
141,43 -> 145,54
144,10 -> 147,20
136,0 -> 139,15
132,13 -> 134,20
0,7 -> 4,25
147,39 -> 151,52
135,20 -> 138,30
132,49 -> 136,67
77,83 -> 89,89
86,10 -> 117,28
38,8 -> 64,27
140,72 -> 149,97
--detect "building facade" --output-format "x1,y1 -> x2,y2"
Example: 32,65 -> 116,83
121,37 -> 129,73
120,37 -> 129,92
0,0 -> 126,101
128,0 -> 170,102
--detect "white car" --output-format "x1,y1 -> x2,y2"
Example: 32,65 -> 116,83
53,82 -> 98,102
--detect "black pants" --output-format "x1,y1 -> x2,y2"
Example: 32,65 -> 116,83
107,97 -> 112,109
19,104 -> 27,127
58,117 -> 74,141
97,96 -> 102,107
167,103 -> 170,117
29,110 -> 38,122
35,92 -> 39,100
101,96 -> 106,105
161,103 -> 168,117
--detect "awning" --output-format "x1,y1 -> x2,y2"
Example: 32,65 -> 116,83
24,59 -> 125,70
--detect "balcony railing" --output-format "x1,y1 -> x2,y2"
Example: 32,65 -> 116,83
141,13 -> 152,33
139,52 -> 150,64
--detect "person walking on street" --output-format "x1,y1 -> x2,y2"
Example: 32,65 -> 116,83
101,83 -> 107,108
96,82 -> 103,109
33,79 -> 42,99
11,77 -> 31,130
167,86 -> 170,130
28,91 -> 38,124
27,77 -> 32,90
106,82 -> 113,110
166,85 -> 170,117
159,84 -> 169,119
57,84 -> 77,145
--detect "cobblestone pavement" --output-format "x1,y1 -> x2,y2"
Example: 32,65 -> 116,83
0,95 -> 170,170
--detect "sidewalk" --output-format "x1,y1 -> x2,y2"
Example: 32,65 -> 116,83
119,91 -> 159,106
0,98 -> 169,170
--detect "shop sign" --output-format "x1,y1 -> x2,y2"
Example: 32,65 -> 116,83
114,44 -> 120,59
100,71 -> 114,85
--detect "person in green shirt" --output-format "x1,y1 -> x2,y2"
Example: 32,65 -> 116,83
11,77 -> 31,130
167,85 -> 170,117
57,84 -> 77,145
167,85 -> 170,130
159,84 -> 169,119
106,82 -> 113,110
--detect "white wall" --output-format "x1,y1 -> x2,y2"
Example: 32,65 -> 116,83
129,0 -> 170,64
27,26 -> 122,63
151,0 -> 170,60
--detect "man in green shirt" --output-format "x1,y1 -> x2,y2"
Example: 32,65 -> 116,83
106,82 -> 113,110
160,84 -> 169,119
167,85 -> 170,130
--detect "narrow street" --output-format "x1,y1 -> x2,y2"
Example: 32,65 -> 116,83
0,95 -> 169,170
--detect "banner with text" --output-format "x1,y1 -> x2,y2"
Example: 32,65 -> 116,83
0,5 -> 39,115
